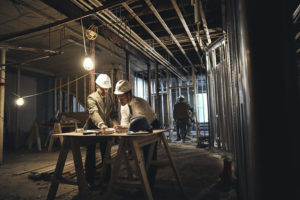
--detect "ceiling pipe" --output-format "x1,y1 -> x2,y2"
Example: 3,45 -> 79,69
0,44 -> 63,55
91,1 -> 181,74
77,0 -> 186,79
196,25 -> 205,50
0,54 -> 59,67
145,0 -> 194,68
75,0 -> 171,69
170,0 -> 202,63
198,0 -> 211,45
122,2 -> 188,73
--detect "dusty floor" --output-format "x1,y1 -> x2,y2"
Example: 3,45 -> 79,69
0,138 -> 238,200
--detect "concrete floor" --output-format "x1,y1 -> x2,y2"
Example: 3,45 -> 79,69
0,136 -> 238,200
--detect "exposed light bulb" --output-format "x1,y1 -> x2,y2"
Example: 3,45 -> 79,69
16,97 -> 24,106
83,57 -> 94,70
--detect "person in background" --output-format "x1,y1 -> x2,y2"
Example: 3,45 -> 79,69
84,74 -> 119,189
113,80 -> 160,188
173,95 -> 193,142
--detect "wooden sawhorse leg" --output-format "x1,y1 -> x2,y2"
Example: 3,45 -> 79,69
130,139 -> 154,200
70,138 -> 89,199
48,123 -> 63,152
46,139 -> 70,200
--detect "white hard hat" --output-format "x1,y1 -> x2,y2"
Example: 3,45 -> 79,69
178,95 -> 185,99
95,74 -> 111,88
114,80 -> 131,94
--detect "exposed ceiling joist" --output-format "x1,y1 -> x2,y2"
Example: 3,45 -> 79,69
144,0 -> 194,68
170,0 -> 202,64
74,0 -> 186,80
121,2 -> 188,73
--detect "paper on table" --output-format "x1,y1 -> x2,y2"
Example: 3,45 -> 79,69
83,129 -> 100,135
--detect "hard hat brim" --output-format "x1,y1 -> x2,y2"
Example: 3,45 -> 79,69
97,84 -> 111,89
114,90 -> 125,95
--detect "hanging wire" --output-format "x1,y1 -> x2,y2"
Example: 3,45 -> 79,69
10,72 -> 104,99
11,73 -> 89,99
81,18 -> 87,55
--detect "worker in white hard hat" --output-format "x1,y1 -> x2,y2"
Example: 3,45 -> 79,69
84,74 -> 119,190
114,79 -> 160,188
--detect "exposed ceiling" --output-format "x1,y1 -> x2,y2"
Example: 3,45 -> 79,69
0,0 -> 224,79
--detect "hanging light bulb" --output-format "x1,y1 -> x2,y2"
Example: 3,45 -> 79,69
16,97 -> 24,106
83,56 -> 94,70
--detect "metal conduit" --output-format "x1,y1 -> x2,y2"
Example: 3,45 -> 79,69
170,0 -> 202,63
121,2 -> 188,73
198,0 -> 211,45
144,0 -> 194,67
73,0 -> 183,78
93,1 -> 183,78
76,0 -> 185,80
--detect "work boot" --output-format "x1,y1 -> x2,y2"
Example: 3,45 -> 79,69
175,138 -> 181,141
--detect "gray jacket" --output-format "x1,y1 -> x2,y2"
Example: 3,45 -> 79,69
85,91 -> 119,129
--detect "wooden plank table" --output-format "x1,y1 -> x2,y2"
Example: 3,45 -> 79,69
46,129 -> 185,200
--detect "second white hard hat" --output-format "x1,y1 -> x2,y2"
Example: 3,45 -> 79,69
114,80 -> 131,94
95,74 -> 111,88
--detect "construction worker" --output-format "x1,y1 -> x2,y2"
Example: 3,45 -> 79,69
173,95 -> 193,142
84,74 -> 119,190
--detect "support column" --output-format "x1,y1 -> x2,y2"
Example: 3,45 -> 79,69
59,78 -> 62,113
89,40 -> 95,94
67,76 -> 70,112
192,66 -> 200,144
75,75 -> 79,112
147,63 -> 152,106
54,79 -> 57,115
155,62 -> 160,121
83,75 -> 87,111
15,67 -> 21,150
0,49 -> 6,164
166,71 -> 172,141
126,51 -> 130,81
